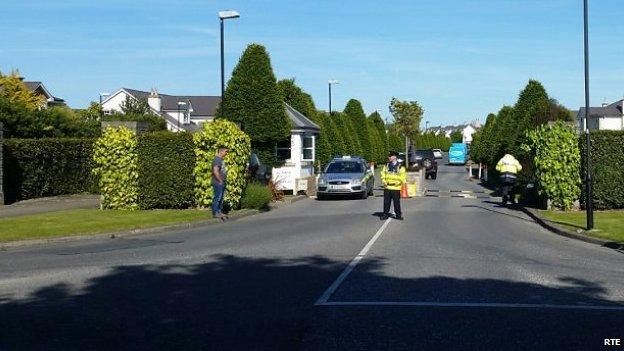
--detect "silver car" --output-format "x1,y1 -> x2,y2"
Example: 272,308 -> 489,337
316,157 -> 374,200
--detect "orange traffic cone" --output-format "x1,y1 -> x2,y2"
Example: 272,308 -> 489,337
400,183 -> 409,198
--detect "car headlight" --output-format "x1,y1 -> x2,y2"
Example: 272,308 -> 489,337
318,178 -> 326,185
352,178 -> 362,185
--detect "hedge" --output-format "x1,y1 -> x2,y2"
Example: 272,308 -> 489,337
194,119 -> 251,210
93,126 -> 139,210
137,132 -> 196,209
3,138 -> 97,204
580,131 -> 624,210
241,182 -> 272,210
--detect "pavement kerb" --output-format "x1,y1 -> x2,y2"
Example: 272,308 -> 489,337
1,195 -> 311,250
525,207 -> 623,249
0,208 -> 264,250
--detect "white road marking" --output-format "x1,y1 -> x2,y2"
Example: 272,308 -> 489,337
314,218 -> 392,305
317,301 -> 624,311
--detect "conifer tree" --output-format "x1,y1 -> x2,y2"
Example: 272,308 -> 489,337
216,44 -> 290,166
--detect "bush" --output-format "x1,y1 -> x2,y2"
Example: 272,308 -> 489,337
3,138 -> 97,204
92,126 -> 139,210
523,122 -> 581,210
241,182 -> 272,210
137,132 -> 195,209
580,130 -> 624,210
194,119 -> 251,210
103,112 -> 166,132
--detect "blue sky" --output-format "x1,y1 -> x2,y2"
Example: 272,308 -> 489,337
2,0 -> 623,126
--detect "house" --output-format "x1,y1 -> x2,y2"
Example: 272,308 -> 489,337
23,81 -> 66,107
101,87 -> 320,193
0,78 -> 66,108
101,88 -> 220,132
428,122 -> 480,144
577,99 -> 624,131
272,104 -> 320,193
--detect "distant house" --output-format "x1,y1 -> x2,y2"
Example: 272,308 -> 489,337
577,99 -> 624,131
23,81 -> 66,108
429,122 -> 480,144
101,88 -> 220,132
0,79 -> 66,108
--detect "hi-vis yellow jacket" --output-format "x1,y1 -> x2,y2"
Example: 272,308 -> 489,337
496,154 -> 522,174
381,162 -> 406,191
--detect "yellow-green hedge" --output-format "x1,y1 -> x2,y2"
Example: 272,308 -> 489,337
194,120 -> 251,209
92,126 -> 139,210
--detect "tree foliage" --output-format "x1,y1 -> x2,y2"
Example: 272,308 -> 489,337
120,95 -> 152,115
522,122 -> 581,210
389,98 -> 423,154
277,78 -> 315,118
368,111 -> 388,163
450,129 -> 463,143
92,126 -> 140,210
216,44 -> 290,166
193,119 -> 251,210
343,99 -> 371,160
0,70 -> 45,110
0,95 -> 100,138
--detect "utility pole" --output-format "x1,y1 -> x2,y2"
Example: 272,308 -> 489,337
583,0 -> 594,229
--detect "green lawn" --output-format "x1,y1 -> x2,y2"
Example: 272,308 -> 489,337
540,210 -> 624,243
0,209 -> 215,243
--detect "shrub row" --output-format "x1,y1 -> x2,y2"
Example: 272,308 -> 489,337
580,130 -> 624,210
137,132 -> 196,209
3,138 -> 97,204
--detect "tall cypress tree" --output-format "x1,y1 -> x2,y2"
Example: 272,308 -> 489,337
216,44 -> 290,166
277,78 -> 316,118
343,99 -> 370,160
368,111 -> 388,163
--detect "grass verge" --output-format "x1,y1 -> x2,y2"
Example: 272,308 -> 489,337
540,210 -> 624,243
0,209 -> 214,243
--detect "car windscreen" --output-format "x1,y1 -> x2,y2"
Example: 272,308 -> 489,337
325,161 -> 364,173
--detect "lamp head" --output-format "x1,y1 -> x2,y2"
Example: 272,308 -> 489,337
219,10 -> 240,19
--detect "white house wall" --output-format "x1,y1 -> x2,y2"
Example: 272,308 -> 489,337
599,116 -> 624,130
101,91 -> 130,113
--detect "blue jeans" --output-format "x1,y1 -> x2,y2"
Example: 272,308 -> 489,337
212,182 -> 225,216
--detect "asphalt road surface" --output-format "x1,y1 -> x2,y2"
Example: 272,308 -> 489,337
0,160 -> 623,350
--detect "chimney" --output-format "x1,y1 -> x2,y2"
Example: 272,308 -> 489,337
602,97 -> 609,107
148,88 -> 161,112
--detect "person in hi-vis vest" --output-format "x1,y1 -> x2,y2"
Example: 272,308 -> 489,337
495,154 -> 522,205
380,151 -> 406,220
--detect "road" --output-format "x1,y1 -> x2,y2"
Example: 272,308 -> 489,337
0,160 -> 623,350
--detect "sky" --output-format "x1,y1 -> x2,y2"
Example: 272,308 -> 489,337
2,0 -> 623,127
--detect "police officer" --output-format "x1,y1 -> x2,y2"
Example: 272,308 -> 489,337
381,151 -> 406,220
495,153 -> 522,205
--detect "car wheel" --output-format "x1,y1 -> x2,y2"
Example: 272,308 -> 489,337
423,158 -> 433,169
317,193 -> 325,201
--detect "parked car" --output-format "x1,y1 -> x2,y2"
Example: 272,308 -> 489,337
410,149 -> 438,179
432,149 -> 443,159
316,156 -> 374,200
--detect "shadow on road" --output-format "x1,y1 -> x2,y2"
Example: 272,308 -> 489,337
0,254 -> 623,350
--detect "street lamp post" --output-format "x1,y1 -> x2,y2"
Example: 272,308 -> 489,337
219,10 -> 240,113
328,79 -> 339,114
425,121 -> 429,132
583,0 -> 594,229
99,92 -> 110,119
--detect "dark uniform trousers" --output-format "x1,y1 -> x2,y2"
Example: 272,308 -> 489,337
383,189 -> 402,217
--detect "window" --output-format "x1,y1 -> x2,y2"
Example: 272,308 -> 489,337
302,135 -> 314,161
183,111 -> 190,124
276,139 -> 291,162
